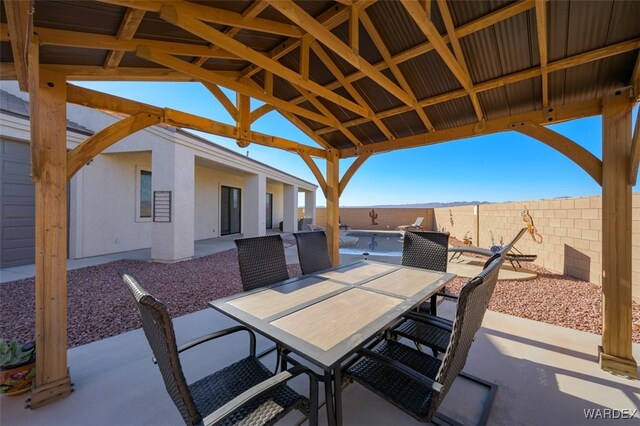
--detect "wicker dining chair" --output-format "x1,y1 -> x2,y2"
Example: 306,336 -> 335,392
345,256 -> 504,424
235,235 -> 289,291
401,231 -> 450,314
118,270 -> 318,426
293,231 -> 332,275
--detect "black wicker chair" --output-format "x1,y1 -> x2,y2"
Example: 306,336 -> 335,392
235,235 -> 289,291
401,231 -> 450,314
345,256 -> 504,424
293,231 -> 332,275
118,270 -> 318,426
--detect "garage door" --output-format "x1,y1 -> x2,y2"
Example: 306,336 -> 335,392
0,138 -> 35,268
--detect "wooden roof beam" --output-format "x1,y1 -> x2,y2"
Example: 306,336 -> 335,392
98,0 -> 304,38
299,152 -> 327,198
316,38 -> 640,134
3,0 -> 32,90
435,0 -> 484,122
359,10 -> 435,132
339,151 -> 372,196
201,82 -> 238,121
515,121 -> 602,185
135,46 -> 338,127
298,88 -> 363,146
0,24 -> 240,60
284,0 -> 534,109
340,99 -> 603,158
240,1 -> 377,79
242,78 -> 334,150
159,5 -> 370,119
535,0 -> 549,107
192,0 -> 268,67
104,8 -> 145,69
66,83 -> 327,159
267,0 -> 415,108
311,42 -> 395,140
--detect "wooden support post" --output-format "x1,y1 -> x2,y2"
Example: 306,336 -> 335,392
600,89 -> 637,378
236,93 -> 250,147
326,150 -> 340,266
30,66 -> 73,407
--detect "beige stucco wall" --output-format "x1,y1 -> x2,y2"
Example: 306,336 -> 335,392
72,152 -> 153,258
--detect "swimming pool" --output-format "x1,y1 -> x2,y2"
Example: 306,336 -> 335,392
339,231 -> 404,257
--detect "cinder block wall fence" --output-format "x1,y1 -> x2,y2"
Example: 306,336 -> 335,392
307,193 -> 639,300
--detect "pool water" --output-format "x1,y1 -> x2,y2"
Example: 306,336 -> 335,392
339,231 -> 404,257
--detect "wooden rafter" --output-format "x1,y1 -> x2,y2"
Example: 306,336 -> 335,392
267,0 -> 414,107
3,0 -> 32,90
67,113 -> 161,180
535,0 -> 549,106
0,23 -> 239,60
298,89 -> 363,147
98,0 -> 303,38
192,0 -> 268,67
311,42 -> 394,140
298,152 -> 327,197
435,0 -> 484,122
285,0 -> 535,133
158,5 -> 369,119
317,39 -> 640,134
359,10 -> 435,131
339,152 -> 372,196
401,0 -> 480,121
202,82 -> 238,121
515,121 -> 602,185
242,78 -> 334,150
349,3 -> 359,55
340,99 -> 603,158
135,46 -> 338,127
300,36 -> 310,81
104,7 -> 145,69
66,84 -> 327,159
240,1 -> 376,80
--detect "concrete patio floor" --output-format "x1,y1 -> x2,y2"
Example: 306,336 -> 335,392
1,301 -> 638,426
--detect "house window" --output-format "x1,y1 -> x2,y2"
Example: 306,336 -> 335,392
139,170 -> 152,219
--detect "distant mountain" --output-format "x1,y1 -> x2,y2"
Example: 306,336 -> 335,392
341,201 -> 492,208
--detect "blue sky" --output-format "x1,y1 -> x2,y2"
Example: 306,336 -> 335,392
76,81 -> 639,206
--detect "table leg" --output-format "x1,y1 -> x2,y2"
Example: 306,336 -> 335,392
430,294 -> 437,316
334,366 -> 343,425
324,370 -> 336,426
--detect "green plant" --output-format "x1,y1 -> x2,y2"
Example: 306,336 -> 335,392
0,340 -> 35,370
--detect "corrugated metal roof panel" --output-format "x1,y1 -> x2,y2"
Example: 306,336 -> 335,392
425,97 -> 477,130
399,52 -> 465,99
365,1 -> 427,57
348,121 -> 386,144
353,76 -> 404,112
317,86 -> 359,123
381,110 -> 427,139
448,0 -> 515,28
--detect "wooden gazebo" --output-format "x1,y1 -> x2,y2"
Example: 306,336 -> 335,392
1,0 -> 638,407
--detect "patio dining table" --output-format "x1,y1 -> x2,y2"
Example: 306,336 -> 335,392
209,260 -> 455,425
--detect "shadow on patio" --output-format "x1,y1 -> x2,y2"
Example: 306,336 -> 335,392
1,301 -> 637,426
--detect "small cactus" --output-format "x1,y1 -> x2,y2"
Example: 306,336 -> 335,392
369,209 -> 378,225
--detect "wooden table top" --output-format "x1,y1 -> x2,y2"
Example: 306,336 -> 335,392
210,260 -> 455,369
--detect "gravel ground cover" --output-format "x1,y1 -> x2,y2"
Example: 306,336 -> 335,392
1,244 -> 638,347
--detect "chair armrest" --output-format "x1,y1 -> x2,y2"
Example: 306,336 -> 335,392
358,348 -> 443,394
203,364 -> 318,426
153,326 -> 257,364
436,291 -> 459,300
405,312 -> 453,333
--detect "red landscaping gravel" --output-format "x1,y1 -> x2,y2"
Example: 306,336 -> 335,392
0,249 -> 301,348
1,245 -> 638,347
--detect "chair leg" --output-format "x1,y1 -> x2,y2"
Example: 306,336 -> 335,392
431,371 -> 497,426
